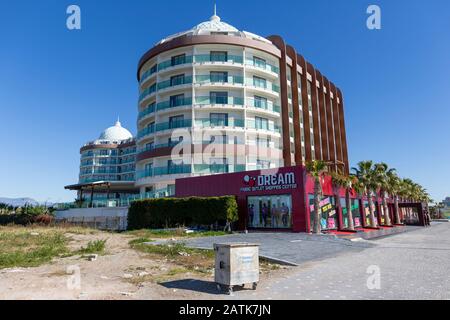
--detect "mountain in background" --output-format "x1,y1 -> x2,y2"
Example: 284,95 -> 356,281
0,197 -> 41,207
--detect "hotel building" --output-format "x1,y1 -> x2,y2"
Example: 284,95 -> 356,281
134,11 -> 349,195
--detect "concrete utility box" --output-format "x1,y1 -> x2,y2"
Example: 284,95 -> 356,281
214,243 -> 259,294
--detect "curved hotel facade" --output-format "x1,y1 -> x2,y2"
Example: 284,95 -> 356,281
134,12 -> 348,195
66,11 -> 349,203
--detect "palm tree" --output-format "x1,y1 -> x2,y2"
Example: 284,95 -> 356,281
374,163 -> 393,226
331,173 -> 355,231
352,161 -> 378,227
306,160 -> 328,234
386,170 -> 402,224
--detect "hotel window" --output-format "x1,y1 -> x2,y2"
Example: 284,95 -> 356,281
171,54 -> 186,66
257,136 -> 270,148
150,64 -> 157,74
210,51 -> 227,62
168,136 -> 183,146
253,56 -> 266,69
145,142 -> 154,151
254,95 -> 267,109
255,116 -> 269,130
210,158 -> 228,173
169,115 -> 184,128
210,71 -> 228,82
147,121 -> 155,132
253,76 -> 267,89
210,91 -> 228,104
256,159 -> 270,169
170,94 -> 185,107
210,113 -> 228,126
144,163 -> 153,174
170,74 -> 185,86
211,31 -> 228,35
210,134 -> 227,144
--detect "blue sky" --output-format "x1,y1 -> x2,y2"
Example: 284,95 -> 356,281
0,0 -> 449,203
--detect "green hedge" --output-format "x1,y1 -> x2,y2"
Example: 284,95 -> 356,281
127,196 -> 238,230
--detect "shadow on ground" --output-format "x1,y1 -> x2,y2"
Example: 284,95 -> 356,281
160,278 -> 252,295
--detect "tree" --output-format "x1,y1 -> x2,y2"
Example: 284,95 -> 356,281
306,160 -> 328,234
373,162 -> 393,226
352,161 -> 378,227
386,170 -> 402,224
331,173 -> 355,231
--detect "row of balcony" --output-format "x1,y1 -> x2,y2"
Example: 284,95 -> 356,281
138,97 -> 281,120
136,164 -> 247,180
137,140 -> 280,154
139,75 -> 280,102
137,119 -> 282,139
79,176 -> 135,184
140,54 -> 279,84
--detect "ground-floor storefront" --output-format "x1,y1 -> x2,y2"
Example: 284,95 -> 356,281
175,165 -> 427,232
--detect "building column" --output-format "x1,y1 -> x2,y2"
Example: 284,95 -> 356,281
336,89 -> 350,175
308,63 -> 321,161
315,70 -> 329,162
323,77 -> 337,171
267,36 -> 291,167
297,54 -> 312,162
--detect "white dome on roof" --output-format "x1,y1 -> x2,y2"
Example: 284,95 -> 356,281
98,120 -> 133,141
156,8 -> 272,45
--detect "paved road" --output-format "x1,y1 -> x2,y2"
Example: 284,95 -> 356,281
228,222 -> 450,299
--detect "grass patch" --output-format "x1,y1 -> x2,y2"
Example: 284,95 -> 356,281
0,226 -> 70,269
126,228 -> 228,240
77,239 -> 107,255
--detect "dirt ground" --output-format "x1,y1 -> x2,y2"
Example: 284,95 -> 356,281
0,229 -> 289,300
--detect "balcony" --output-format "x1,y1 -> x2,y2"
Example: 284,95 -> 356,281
157,75 -> 193,91
246,98 -> 281,113
156,97 -> 193,112
138,141 -> 182,154
193,164 -> 246,174
245,59 -> 279,74
136,164 -> 192,179
158,55 -> 193,72
140,65 -> 157,84
195,96 -> 244,106
195,75 -> 244,86
195,118 -> 245,129
137,126 -> 155,139
138,103 -> 156,120
245,78 -> 280,94
246,119 -> 281,133
139,84 -> 157,102
155,119 -> 192,132
194,54 -> 243,64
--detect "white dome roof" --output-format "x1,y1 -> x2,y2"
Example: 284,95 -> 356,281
98,120 -> 133,141
156,9 -> 272,45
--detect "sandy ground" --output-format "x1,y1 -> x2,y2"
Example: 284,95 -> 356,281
0,230 -> 288,300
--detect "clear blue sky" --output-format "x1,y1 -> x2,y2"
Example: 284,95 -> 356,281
0,0 -> 449,203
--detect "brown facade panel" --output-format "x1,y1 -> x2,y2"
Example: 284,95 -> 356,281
297,54 -> 312,162
286,46 -> 303,165
267,36 -> 291,167
330,83 -> 344,172
307,63 -> 321,161
315,70 -> 329,162
337,89 -> 350,175
322,77 -> 336,169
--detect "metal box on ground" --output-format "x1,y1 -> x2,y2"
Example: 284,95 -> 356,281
214,243 -> 259,294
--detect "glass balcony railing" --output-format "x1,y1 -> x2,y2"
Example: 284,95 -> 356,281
140,66 -> 157,84
246,98 -> 281,113
245,78 -> 280,93
139,84 -> 157,102
156,97 -> 192,111
195,75 -> 244,85
245,59 -> 279,74
138,103 -> 156,120
193,164 -> 246,174
137,126 -> 155,139
157,75 -> 193,90
246,120 -> 281,133
194,54 -> 243,64
138,141 -> 182,153
195,96 -> 244,106
195,118 -> 245,128
155,119 -> 192,131
136,164 -> 192,179
158,56 -> 193,71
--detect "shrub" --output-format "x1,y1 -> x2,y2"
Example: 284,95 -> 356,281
127,196 -> 238,230
77,239 -> 107,254
33,214 -> 54,225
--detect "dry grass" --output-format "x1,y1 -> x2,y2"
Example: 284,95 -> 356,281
0,225 -> 98,269
126,228 -> 228,240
